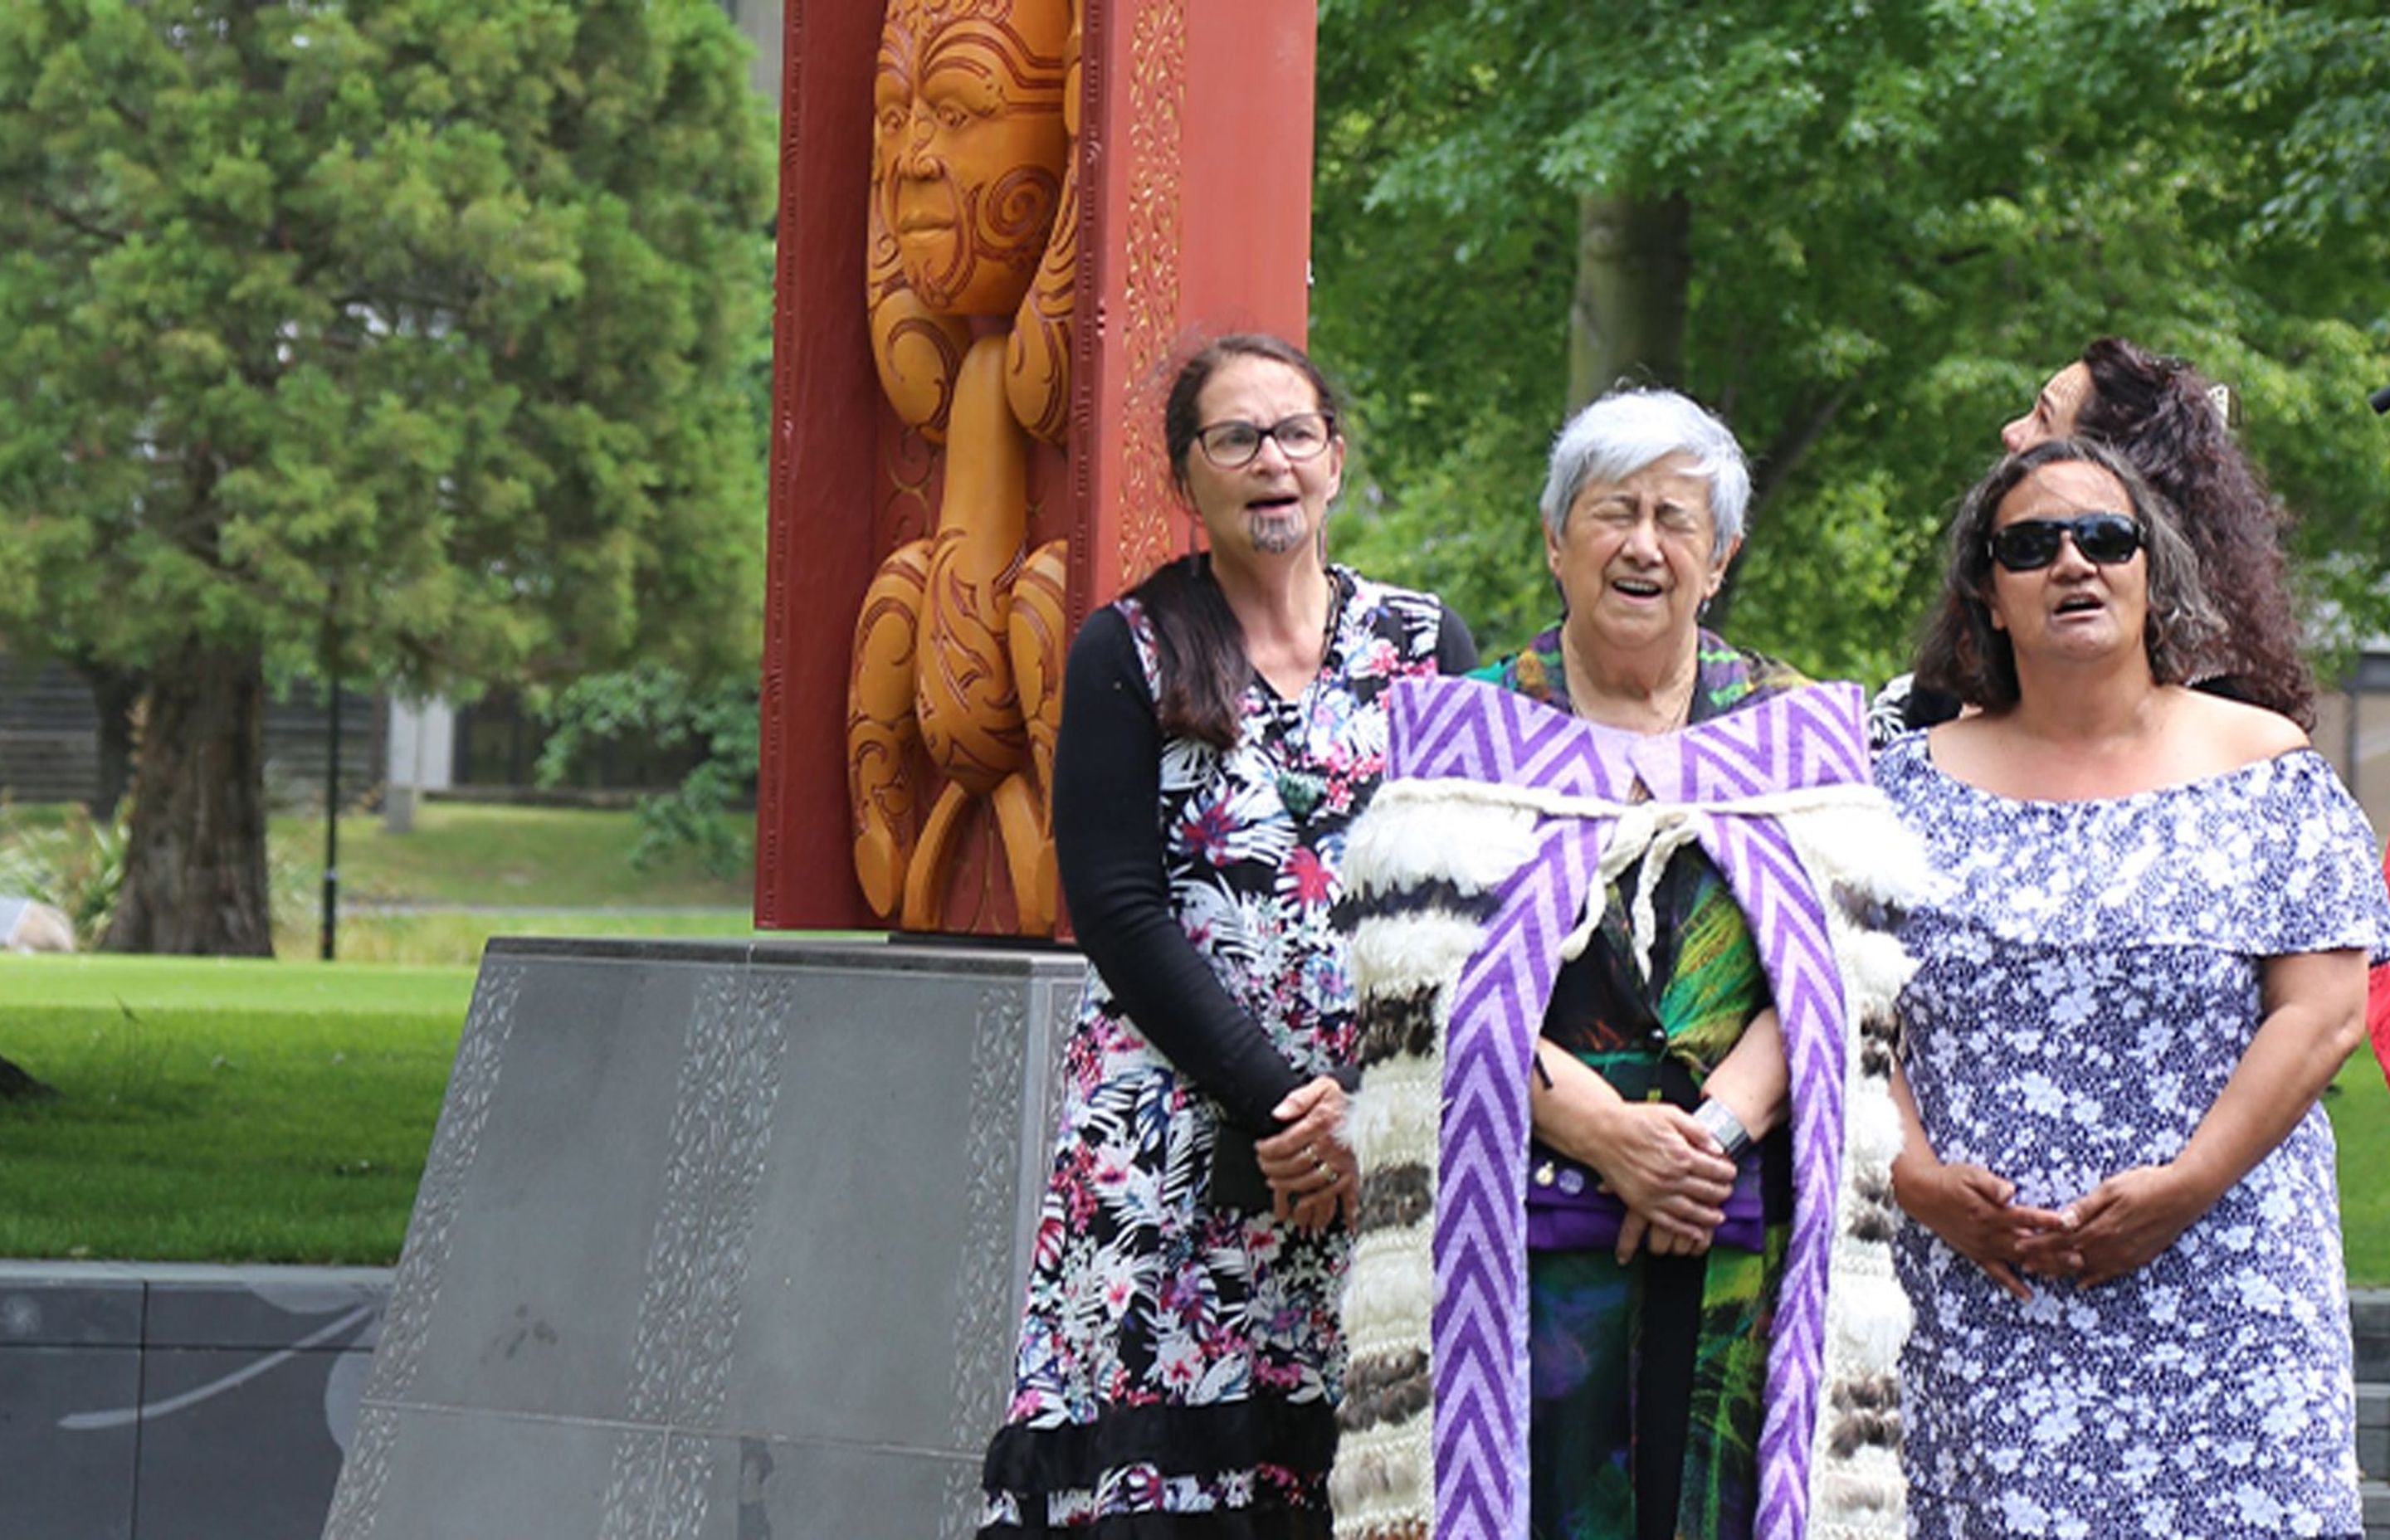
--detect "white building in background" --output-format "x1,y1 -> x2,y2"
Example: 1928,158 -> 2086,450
721,0 -> 783,103
383,697 -> 457,832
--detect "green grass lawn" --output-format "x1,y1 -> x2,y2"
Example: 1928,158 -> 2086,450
2333,1055 -> 2390,1288
269,801 -> 754,909
279,905 -> 773,966
0,955 -> 472,1263
4,955 -> 2389,1277
267,801 -> 765,962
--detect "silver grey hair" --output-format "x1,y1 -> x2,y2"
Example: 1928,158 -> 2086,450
1537,387 -> 1752,563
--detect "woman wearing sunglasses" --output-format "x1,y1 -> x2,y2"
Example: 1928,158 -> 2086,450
1874,437 -> 2390,1538
1875,338 -> 2315,745
1997,337 -> 2314,726
976,334 -> 1475,1537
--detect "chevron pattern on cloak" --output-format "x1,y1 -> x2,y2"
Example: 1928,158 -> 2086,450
1695,811 -> 1842,1540
1334,675 -> 1907,1540
1432,818 -> 1606,1540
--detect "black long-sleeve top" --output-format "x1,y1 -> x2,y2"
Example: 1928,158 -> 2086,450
1051,592 -> 1476,1133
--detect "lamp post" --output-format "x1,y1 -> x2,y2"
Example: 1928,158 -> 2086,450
320,595 -> 340,962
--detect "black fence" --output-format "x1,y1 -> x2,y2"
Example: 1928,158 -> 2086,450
0,655 -> 379,811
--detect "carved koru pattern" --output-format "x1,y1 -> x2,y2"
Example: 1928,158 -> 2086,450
849,0 -> 1080,937
1115,0 -> 1186,590
598,967 -> 794,1540
322,961 -> 525,1539
319,1406 -> 401,1540
949,986 -> 1031,1445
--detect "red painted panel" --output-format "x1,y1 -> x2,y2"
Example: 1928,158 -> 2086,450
758,0 -> 1319,935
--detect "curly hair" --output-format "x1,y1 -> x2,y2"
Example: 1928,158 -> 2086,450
1914,439 -> 2221,713
2075,337 -> 2314,728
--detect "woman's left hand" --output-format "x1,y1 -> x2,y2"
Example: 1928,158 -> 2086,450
1257,1077 -> 1355,1230
2019,1165 -> 2204,1288
1612,1207 -> 1711,1263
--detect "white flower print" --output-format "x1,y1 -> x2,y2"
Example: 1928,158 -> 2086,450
1877,736 -> 2390,1540
986,573 -> 1451,1531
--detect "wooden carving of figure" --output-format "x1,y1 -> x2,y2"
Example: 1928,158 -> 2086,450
850,0 -> 1078,933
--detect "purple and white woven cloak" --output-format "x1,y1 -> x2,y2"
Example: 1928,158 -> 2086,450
1329,676 -> 1928,1540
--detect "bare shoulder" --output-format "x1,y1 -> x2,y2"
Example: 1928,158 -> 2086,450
1920,710 -> 2002,782
2172,686 -> 2309,770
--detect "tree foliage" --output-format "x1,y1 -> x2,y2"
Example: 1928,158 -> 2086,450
0,0 -> 775,953
535,666 -> 758,880
1314,0 -> 2390,681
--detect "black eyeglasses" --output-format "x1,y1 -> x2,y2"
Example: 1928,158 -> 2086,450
1987,513 -> 2144,572
1194,412 -> 1335,469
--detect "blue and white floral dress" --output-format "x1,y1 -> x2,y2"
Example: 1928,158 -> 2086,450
1875,736 -> 2390,1540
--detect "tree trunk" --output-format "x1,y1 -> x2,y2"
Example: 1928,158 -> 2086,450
102,641 -> 275,957
78,657 -> 145,818
1568,192 -> 1691,409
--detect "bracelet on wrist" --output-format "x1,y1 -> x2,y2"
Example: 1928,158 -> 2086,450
1691,1096 -> 1752,1159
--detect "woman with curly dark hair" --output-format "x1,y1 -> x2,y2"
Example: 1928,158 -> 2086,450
1872,339 -> 2316,745
1882,436 -> 2386,1538
1999,336 -> 2314,727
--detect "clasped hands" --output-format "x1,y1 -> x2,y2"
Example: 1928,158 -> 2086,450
1895,1155 -> 2210,1299
1254,1075 -> 1357,1231
1573,1099 -> 1740,1265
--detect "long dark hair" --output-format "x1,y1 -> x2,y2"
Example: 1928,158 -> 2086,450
1915,439 -> 2220,712
2075,337 -> 2314,728
1129,334 -> 1341,748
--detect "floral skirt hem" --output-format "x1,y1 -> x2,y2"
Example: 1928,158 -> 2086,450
976,1508 -> 1329,1539
980,1395 -> 1334,1536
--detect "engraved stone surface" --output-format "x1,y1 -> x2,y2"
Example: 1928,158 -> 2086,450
323,938 -> 1083,1540
0,1345 -> 142,1538
0,1265 -> 388,1540
333,1411 -> 634,1540
682,1435 -> 975,1540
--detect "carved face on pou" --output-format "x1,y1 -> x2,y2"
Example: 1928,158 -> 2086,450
874,0 -> 1070,315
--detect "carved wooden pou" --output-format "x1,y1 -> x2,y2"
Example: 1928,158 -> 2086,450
755,0 -> 1321,937
846,0 -> 1078,934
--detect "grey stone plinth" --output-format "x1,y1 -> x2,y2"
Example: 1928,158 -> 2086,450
0,1262 -> 388,1540
323,937 -> 1084,1540
2355,1289 -> 2390,1383
2364,1382 -> 2390,1481
0,1343 -> 142,1538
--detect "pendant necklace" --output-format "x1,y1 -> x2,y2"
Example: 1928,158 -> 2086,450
1274,574 -> 1343,823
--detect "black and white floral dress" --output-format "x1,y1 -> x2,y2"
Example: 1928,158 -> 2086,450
978,563 -> 1464,1535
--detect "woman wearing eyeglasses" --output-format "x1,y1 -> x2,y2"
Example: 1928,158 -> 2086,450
1875,437 -> 2389,1538
975,334 -> 1475,1537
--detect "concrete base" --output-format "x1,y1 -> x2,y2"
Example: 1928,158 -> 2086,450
0,1263 -> 388,1540
321,937 -> 1083,1540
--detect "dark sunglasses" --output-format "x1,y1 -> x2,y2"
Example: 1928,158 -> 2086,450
1987,513 -> 2144,572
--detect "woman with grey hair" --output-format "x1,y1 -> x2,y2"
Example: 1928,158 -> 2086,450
1334,387 -> 1918,1538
